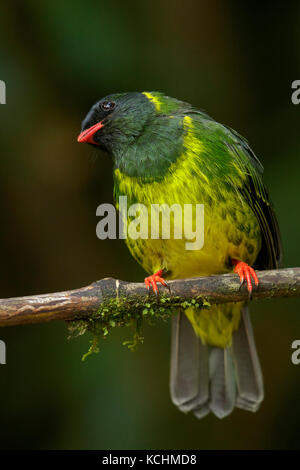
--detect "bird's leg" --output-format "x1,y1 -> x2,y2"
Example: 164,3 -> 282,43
144,269 -> 171,298
231,259 -> 259,299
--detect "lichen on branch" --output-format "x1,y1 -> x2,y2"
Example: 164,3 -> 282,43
67,294 -> 209,360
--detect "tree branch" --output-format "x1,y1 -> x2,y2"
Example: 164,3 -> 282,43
0,268 -> 299,327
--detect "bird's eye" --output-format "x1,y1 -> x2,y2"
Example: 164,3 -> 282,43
101,100 -> 116,112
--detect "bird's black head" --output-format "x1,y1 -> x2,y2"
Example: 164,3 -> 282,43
78,92 -> 155,154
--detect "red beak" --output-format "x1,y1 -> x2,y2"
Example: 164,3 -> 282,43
77,121 -> 104,144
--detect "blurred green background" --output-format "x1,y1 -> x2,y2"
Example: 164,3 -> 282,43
0,0 -> 300,450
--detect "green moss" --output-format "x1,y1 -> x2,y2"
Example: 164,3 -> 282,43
67,293 -> 209,360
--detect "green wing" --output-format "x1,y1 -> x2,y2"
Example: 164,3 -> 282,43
186,110 -> 282,270
222,126 -> 282,269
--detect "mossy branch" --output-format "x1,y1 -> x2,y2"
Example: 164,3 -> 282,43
0,267 -> 299,328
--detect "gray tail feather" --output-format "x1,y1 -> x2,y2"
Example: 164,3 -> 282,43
232,306 -> 264,412
170,306 -> 264,419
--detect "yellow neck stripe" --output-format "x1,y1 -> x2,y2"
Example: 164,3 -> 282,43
142,92 -> 161,112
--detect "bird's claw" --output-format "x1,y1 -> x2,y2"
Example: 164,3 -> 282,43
232,259 -> 259,300
144,269 -> 170,300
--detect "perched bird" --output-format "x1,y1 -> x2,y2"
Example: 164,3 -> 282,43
78,92 -> 282,419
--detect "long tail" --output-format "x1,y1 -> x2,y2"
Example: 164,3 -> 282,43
170,306 -> 264,419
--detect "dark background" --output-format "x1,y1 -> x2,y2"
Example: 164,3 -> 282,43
0,0 -> 300,450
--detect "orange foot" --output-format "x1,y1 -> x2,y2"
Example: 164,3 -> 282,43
232,259 -> 259,299
144,269 -> 170,298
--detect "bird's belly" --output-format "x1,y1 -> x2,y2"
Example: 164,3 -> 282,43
125,202 -> 261,279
